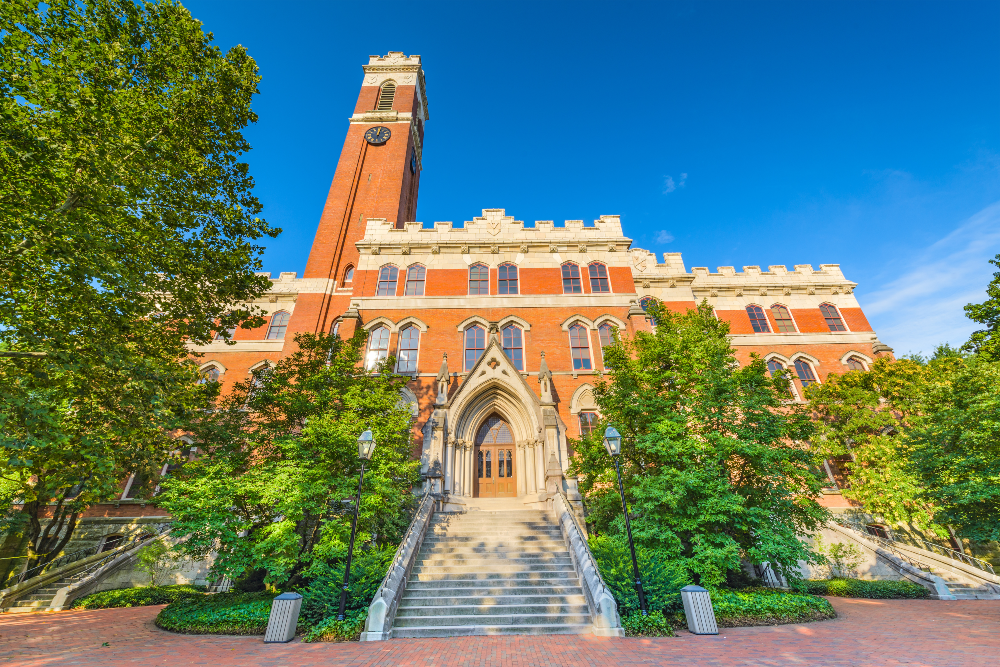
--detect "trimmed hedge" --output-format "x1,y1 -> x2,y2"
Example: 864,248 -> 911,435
71,585 -> 206,610
621,610 -> 674,637
155,591 -> 276,635
710,587 -> 836,627
800,578 -> 930,599
588,535 -> 690,616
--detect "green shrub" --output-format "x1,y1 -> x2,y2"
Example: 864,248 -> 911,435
298,546 -> 394,628
621,610 -> 674,637
711,587 -> 836,627
799,578 -> 930,599
155,591 -> 276,635
588,535 -> 690,616
302,609 -> 367,642
71,585 -> 206,609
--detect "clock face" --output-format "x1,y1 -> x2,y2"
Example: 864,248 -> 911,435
364,126 -> 391,145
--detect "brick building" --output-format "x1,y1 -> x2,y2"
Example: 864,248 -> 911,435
190,52 -> 893,512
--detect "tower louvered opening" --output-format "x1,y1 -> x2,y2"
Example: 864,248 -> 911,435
376,82 -> 396,110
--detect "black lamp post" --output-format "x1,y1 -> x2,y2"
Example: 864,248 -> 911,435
337,428 -> 376,622
603,426 -> 648,616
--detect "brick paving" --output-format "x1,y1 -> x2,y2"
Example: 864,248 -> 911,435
1,597 -> 997,666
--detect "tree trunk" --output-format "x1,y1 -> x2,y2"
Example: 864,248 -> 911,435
0,510 -> 32,585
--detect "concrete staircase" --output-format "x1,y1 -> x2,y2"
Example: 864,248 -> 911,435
937,572 -> 1000,600
7,571 -> 88,613
393,499 -> 592,637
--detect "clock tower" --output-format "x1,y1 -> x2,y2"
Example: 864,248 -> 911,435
293,53 -> 428,335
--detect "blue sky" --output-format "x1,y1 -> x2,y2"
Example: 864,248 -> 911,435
183,0 -> 1000,357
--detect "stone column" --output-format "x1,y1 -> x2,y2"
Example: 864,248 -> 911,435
444,436 -> 455,494
515,442 -> 527,497
453,443 -> 464,496
464,441 -> 474,497
533,439 -> 545,493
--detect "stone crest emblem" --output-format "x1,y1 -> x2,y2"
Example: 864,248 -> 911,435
632,251 -> 648,272
487,216 -> 502,236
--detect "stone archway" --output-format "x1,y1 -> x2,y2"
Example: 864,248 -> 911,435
472,414 -> 517,498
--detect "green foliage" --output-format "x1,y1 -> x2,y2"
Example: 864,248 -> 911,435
813,535 -> 864,579
157,329 -> 421,588
963,253 -> 1000,361
135,540 -> 174,586
302,610 -> 367,643
155,591 -> 276,635
0,0 -> 276,573
711,587 -> 836,627
621,610 -> 674,637
570,302 -> 827,587
588,534 -> 690,616
798,578 -> 929,599
298,546 -> 394,627
808,355 -> 1000,542
71,584 -> 205,609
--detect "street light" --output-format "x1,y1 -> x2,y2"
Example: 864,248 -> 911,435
337,429 -> 376,622
603,426 -> 648,616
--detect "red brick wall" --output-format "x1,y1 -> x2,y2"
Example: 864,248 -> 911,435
791,308 -> 829,333
841,307 -> 873,332
520,268 -> 563,294
717,309 -> 755,334
609,266 -> 635,294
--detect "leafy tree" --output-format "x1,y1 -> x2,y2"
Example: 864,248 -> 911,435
963,253 -> 1000,361
157,329 -> 422,588
906,357 -> 1000,542
569,302 -> 826,588
0,0 -> 277,577
806,357 -> 940,529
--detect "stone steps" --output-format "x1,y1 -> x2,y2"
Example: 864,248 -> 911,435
392,508 -> 592,637
8,573 -> 87,612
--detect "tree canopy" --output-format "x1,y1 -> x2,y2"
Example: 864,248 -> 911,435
157,330 -> 422,587
963,253 -> 1000,361
569,302 -> 827,587
0,0 -> 277,577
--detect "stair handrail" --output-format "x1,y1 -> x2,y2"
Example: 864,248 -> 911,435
551,490 -> 623,637
836,517 -> 995,576
360,490 -> 436,641
835,518 -> 934,573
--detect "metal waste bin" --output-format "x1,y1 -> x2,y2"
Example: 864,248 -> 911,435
680,585 -> 718,635
264,592 -> 303,643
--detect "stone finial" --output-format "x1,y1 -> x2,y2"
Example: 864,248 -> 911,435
435,353 -> 449,405
538,351 -> 554,405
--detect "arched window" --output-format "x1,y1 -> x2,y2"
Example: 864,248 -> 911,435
770,304 -> 796,332
766,359 -> 786,376
794,359 -> 818,387
639,296 -> 659,326
588,263 -> 610,293
404,264 -> 425,296
468,263 -> 489,295
376,265 -> 399,296
846,356 -> 867,371
198,365 -> 221,384
598,322 -> 615,348
746,305 -> 770,333
343,266 -> 355,284
366,326 -> 390,369
498,263 -> 518,294
501,325 -> 523,370
330,320 -> 341,337
396,325 -> 419,372
266,311 -> 290,339
376,81 -> 396,111
569,324 -> 592,370
464,325 -> 486,370
579,411 -> 598,436
561,263 -> 582,293
820,303 -> 847,331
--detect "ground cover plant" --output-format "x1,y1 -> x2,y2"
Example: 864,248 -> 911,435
71,584 -> 205,609
155,591 -> 276,635
710,587 -> 835,627
799,578 -> 929,599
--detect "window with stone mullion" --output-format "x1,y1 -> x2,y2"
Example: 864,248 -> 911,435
502,325 -> 523,370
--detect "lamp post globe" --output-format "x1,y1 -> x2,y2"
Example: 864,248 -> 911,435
602,426 -> 622,457
338,428 -> 376,621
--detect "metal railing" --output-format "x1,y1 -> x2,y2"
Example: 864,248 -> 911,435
12,523 -> 171,586
836,516 -> 995,576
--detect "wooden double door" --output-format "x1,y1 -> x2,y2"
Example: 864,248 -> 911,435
474,415 -> 517,498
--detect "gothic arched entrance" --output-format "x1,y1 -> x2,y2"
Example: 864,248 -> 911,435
473,415 -> 517,498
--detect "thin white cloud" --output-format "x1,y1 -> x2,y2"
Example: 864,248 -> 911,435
860,200 -> 1000,356
656,230 -> 675,244
663,173 -> 687,194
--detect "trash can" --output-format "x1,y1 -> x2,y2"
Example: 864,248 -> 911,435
264,592 -> 303,643
680,585 -> 718,635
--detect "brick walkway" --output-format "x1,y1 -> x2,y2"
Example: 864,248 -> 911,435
1,597 -> 997,666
